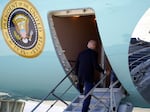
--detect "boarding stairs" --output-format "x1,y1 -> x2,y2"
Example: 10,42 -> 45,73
31,67 -> 132,112
64,76 -> 127,112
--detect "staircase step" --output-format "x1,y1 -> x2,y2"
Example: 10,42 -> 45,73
64,88 -> 124,112
66,102 -> 107,112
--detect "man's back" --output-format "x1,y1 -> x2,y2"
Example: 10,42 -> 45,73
75,40 -> 104,112
76,48 -> 98,82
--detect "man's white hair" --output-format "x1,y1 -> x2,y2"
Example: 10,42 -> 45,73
87,40 -> 97,49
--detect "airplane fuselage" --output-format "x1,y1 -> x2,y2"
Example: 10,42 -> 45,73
0,0 -> 150,108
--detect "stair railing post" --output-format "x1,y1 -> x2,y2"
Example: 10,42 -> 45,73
31,66 -> 76,112
73,74 -> 107,111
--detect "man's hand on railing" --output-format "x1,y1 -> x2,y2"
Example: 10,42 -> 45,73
71,75 -> 78,84
104,70 -> 107,75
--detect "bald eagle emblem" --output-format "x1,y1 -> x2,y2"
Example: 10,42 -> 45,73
13,14 -> 33,44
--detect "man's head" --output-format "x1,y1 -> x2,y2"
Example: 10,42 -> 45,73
87,40 -> 97,50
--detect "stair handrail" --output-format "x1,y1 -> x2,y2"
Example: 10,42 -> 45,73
31,66 -> 76,112
89,80 -> 120,112
73,74 -> 107,111
45,84 -> 73,112
109,80 -> 120,112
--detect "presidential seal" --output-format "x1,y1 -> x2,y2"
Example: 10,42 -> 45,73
1,0 -> 45,58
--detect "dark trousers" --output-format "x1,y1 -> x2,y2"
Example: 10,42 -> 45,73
77,76 -> 84,94
77,82 -> 84,94
82,82 -> 94,112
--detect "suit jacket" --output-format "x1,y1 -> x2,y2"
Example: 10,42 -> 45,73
75,48 -> 104,82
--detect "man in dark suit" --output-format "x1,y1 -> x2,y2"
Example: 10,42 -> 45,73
75,40 -> 104,112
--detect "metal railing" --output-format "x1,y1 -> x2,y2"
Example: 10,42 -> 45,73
31,66 -> 76,112
45,84 -> 73,112
89,80 -> 120,112
71,74 -> 122,112
72,74 -> 107,111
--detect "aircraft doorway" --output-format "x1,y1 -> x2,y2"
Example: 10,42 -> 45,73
48,8 -> 112,87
